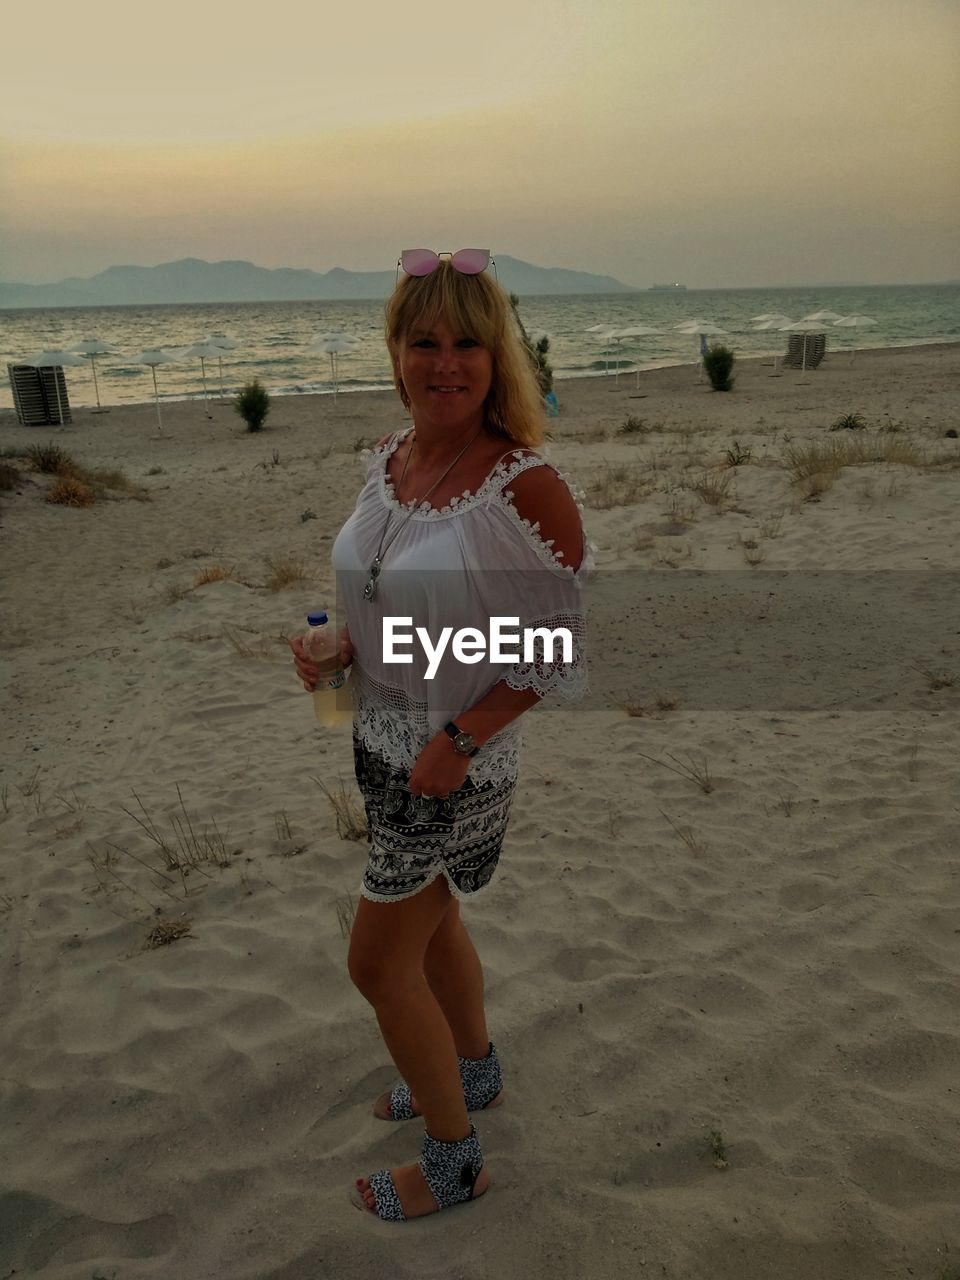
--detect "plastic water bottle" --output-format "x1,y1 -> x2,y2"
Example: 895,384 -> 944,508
303,610 -> 350,727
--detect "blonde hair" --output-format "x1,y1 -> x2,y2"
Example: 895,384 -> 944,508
384,261 -> 545,447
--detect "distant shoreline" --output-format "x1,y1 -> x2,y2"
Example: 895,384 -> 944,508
2,339 -> 957,417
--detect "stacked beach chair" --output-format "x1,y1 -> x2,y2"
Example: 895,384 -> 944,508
7,365 -> 72,424
781,335 -> 827,370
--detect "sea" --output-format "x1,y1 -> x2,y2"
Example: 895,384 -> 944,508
1,283 -> 956,411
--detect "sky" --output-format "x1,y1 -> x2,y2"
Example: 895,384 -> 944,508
2,0 -> 958,289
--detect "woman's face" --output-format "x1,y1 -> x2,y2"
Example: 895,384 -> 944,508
396,316 -> 494,436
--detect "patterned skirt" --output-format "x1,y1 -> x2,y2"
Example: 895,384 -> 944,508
353,734 -> 518,903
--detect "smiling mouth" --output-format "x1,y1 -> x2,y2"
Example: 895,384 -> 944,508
429,385 -> 467,393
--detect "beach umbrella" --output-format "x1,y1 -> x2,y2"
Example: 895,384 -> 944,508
72,338 -> 120,412
674,322 -> 727,382
178,342 -> 229,416
750,312 -> 792,324
309,334 -> 358,401
202,333 -> 238,399
752,317 -> 796,376
833,315 -> 878,364
777,317 -> 825,376
802,310 -> 844,323
611,324 -> 662,391
24,350 -> 87,423
130,349 -> 180,433
585,323 -> 618,377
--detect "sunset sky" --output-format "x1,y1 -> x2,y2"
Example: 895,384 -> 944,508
2,0 -> 958,288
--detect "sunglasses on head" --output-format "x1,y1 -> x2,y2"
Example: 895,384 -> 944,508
397,248 -> 497,285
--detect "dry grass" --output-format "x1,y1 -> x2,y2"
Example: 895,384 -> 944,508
194,563 -> 243,587
568,423 -> 609,444
636,749 -> 714,793
314,777 -> 368,841
584,465 -> 655,509
624,693 -> 682,717
336,893 -> 357,939
660,810 -> 707,856
784,436 -> 925,483
25,442 -> 148,503
914,663 -> 955,691
145,919 -> 192,948
223,626 -> 285,659
264,555 -> 310,592
797,471 -> 836,503
740,535 -> 767,566
46,475 -> 95,507
686,470 -> 734,510
758,510 -> 784,538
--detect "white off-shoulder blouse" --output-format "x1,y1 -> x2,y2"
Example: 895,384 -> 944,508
331,428 -> 592,784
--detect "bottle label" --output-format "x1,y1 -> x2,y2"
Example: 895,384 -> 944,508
317,669 -> 347,692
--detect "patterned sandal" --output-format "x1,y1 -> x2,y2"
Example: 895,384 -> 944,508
352,1124 -> 486,1221
375,1041 -> 505,1121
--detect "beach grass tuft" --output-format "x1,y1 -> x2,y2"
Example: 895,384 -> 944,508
708,1130 -> 729,1169
336,893 -> 358,939
27,441 -> 73,474
584,465 -> 654,509
145,918 -> 192,948
660,810 -> 706,856
636,749 -> 714,793
687,470 -> 734,509
194,563 -> 243,587
724,440 -> 752,467
618,415 -> 649,435
265,555 -> 310,592
314,777 -> 368,841
830,411 -> 867,431
46,475 -> 95,507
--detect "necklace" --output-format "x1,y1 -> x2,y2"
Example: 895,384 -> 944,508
363,427 -> 485,603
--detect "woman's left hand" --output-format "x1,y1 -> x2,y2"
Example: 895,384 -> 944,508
408,733 -> 472,799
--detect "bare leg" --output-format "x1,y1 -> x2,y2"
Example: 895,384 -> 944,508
349,878 -> 490,1217
423,905 -> 492,1060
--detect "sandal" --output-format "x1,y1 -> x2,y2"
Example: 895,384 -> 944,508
374,1041 -> 505,1121
351,1123 -> 486,1221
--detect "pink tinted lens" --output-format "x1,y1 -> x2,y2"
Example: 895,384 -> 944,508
450,248 -> 490,275
401,249 -> 439,277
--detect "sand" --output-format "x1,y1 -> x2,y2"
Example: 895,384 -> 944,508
1,343 -> 958,1279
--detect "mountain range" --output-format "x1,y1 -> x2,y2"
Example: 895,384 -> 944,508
0,257 -> 637,309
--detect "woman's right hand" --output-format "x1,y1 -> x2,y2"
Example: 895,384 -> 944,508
290,626 -> 354,691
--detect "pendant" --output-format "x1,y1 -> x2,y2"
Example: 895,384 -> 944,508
363,559 -> 381,603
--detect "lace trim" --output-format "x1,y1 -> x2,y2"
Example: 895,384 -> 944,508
352,668 -> 522,786
373,434 -> 595,583
501,610 -> 589,701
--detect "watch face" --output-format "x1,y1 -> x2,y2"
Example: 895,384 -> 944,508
454,732 -> 477,755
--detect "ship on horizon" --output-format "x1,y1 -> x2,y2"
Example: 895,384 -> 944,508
649,282 -> 687,291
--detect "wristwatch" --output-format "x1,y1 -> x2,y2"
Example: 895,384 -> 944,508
444,721 -> 479,757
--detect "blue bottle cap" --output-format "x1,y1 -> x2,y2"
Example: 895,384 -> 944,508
306,610 -> 328,626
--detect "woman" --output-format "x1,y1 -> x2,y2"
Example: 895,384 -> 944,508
291,249 -> 590,1222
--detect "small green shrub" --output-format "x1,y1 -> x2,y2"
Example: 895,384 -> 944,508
619,416 -> 648,434
234,380 -> 270,431
703,344 -> 735,392
830,412 -> 866,431
510,293 -> 553,394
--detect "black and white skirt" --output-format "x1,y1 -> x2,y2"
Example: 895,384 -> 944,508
352,734 -> 517,904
